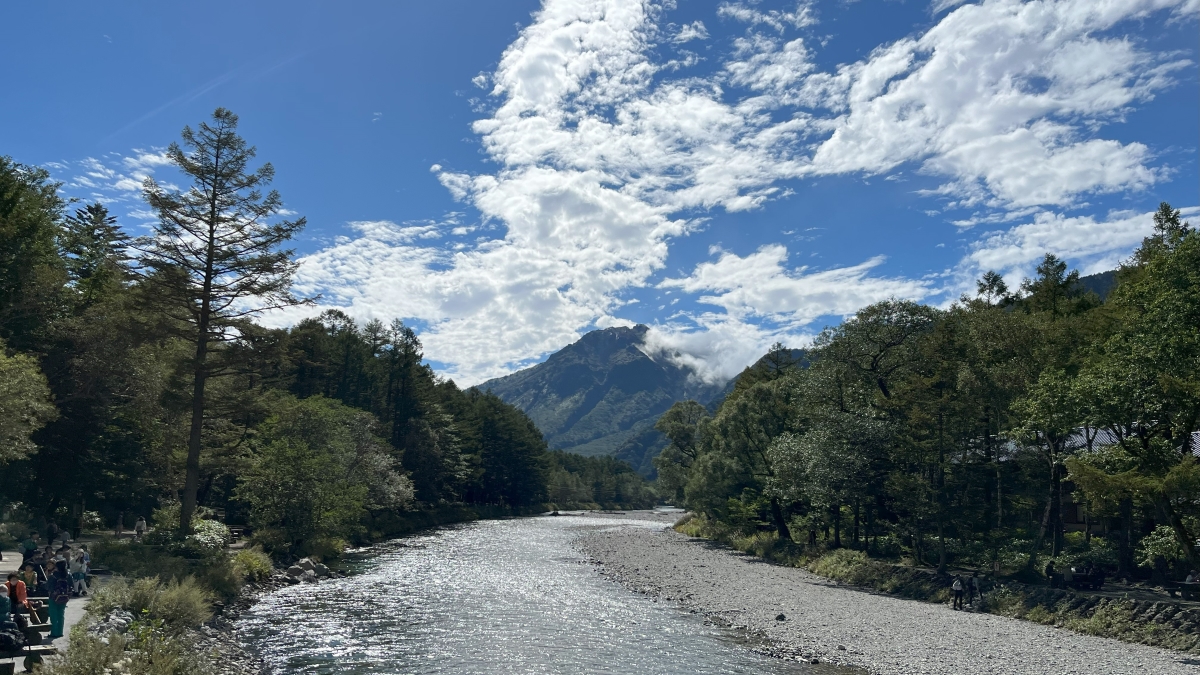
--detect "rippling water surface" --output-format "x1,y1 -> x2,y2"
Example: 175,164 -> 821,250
239,513 -> 817,674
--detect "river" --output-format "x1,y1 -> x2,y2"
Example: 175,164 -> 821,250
238,511 -> 830,674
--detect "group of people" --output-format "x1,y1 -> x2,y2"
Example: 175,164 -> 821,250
3,530 -> 93,641
950,571 -> 984,610
1044,561 -> 1106,590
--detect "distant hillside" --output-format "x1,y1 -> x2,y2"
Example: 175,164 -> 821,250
1077,269 -> 1117,300
477,325 -> 726,472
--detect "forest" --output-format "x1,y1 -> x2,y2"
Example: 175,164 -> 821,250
656,203 -> 1200,583
0,108 -> 650,564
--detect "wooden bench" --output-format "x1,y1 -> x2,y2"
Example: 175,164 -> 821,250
0,644 -> 58,673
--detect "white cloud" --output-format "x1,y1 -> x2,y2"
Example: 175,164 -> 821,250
122,150 -> 172,173
641,316 -> 810,384
660,244 -> 932,323
931,0 -> 969,14
962,205 -> 1200,284
281,0 -> 1193,385
54,151 -> 176,224
724,34 -> 813,101
806,0 -> 1190,210
673,20 -> 709,43
717,1 -> 817,32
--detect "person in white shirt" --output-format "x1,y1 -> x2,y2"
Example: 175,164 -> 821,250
1187,570 -> 1198,584
69,551 -> 88,596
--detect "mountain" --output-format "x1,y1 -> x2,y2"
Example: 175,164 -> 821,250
476,325 -> 725,474
1077,269 -> 1118,300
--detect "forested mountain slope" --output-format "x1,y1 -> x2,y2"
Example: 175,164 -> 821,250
479,327 -> 809,476
478,325 -> 725,465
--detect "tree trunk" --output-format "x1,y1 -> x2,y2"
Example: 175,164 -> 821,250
1034,453 -> 1061,557
853,501 -> 860,549
1084,504 -> 1091,547
769,497 -> 791,541
996,462 -> 1003,529
180,337 -> 207,535
1116,497 -> 1134,578
1052,464 -> 1064,556
937,515 -> 947,574
832,503 -> 842,548
1160,498 -> 1200,569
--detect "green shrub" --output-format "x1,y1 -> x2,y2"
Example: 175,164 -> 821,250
1024,605 -> 1055,624
302,536 -> 348,562
184,520 -> 231,556
983,586 -> 1028,618
1064,601 -> 1136,636
1136,525 -> 1186,569
87,576 -> 212,632
37,625 -> 212,675
152,577 -> 214,628
809,549 -> 870,581
151,502 -> 181,531
731,531 -> 782,559
194,557 -> 241,600
233,546 -> 274,583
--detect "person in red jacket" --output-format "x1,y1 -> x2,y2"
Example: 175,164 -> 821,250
6,572 -> 43,624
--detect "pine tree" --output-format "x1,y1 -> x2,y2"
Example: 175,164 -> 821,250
137,108 -> 309,534
61,203 -> 131,308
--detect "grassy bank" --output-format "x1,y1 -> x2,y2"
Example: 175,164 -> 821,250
675,514 -> 1200,655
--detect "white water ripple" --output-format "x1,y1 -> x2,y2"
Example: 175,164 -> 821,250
238,515 -> 821,674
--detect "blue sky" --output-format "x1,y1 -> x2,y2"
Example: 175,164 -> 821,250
2,0 -> 1197,385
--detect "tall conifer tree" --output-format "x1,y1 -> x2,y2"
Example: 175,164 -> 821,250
138,108 -> 309,534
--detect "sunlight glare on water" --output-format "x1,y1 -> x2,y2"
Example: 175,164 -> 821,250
239,514 -> 819,674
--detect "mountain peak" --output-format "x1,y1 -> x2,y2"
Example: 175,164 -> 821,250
477,325 -> 724,469
543,324 -> 650,368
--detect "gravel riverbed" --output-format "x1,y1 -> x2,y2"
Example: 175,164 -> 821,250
579,524 -> 1200,675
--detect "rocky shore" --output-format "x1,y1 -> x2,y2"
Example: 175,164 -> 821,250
200,558 -> 346,675
579,525 -> 1200,675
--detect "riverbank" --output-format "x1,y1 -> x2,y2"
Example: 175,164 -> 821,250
578,524 -> 1200,675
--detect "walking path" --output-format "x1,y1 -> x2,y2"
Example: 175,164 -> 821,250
580,526 -> 1200,675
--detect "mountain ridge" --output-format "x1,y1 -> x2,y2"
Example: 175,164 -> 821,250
477,325 -> 726,467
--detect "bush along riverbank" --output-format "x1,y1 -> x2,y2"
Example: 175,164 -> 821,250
676,514 -> 1200,655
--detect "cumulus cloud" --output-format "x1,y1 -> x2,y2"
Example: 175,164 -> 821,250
278,0 -> 1192,385
641,316 -> 810,384
961,205 -> 1200,284
806,0 -> 1190,210
931,0 -> 969,14
660,245 -> 932,323
673,20 -> 709,42
717,1 -> 817,32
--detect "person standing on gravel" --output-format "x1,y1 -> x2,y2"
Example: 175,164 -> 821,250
951,576 -> 964,610
964,569 -> 984,600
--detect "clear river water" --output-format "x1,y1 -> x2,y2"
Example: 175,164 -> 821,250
238,512 -> 824,674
